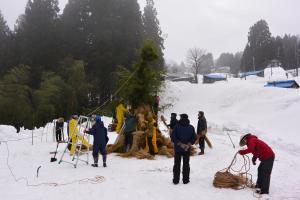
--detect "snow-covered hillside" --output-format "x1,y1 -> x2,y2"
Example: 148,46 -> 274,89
1,76 -> 300,200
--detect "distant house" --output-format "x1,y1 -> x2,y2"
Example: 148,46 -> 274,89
240,70 -> 264,79
166,72 -> 196,83
211,66 -> 231,74
172,76 -> 195,83
203,74 -> 227,83
265,80 -> 299,89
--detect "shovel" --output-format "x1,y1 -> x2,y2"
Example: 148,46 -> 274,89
50,142 -> 59,162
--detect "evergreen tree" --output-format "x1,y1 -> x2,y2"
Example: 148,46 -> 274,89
216,53 -> 235,68
85,0 -> 144,105
199,53 -> 214,74
15,0 -> 61,88
0,65 -> 35,130
116,41 -> 162,108
216,52 -> 242,75
281,34 -> 299,69
241,20 -> 273,71
232,52 -> 243,75
142,0 -> 164,68
58,57 -> 90,116
0,10 -> 12,76
60,0 -> 91,59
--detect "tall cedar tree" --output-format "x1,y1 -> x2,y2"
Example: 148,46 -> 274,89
143,0 -> 164,68
117,41 -> 162,108
15,0 -> 61,88
241,20 -> 273,72
0,10 -> 12,76
86,0 -> 144,105
60,0 -> 91,59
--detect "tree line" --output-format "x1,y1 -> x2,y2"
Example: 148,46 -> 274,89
178,19 -> 300,76
215,20 -> 300,73
240,19 -> 300,72
0,0 -> 164,130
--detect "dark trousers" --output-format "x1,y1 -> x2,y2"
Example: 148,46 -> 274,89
56,130 -> 62,142
125,131 -> 133,147
173,151 -> 190,184
199,137 -> 205,149
147,136 -> 155,155
257,157 -> 274,194
92,145 -> 107,164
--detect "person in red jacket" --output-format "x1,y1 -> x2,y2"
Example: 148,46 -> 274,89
239,133 -> 275,195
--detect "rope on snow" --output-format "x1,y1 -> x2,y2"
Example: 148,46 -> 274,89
213,152 -> 254,190
1,141 -> 105,187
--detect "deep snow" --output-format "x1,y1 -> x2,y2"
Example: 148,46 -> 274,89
1,75 -> 300,200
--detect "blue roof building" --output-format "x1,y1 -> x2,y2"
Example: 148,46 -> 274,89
240,70 -> 264,78
203,74 -> 227,83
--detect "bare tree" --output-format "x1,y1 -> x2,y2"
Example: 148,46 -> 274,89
186,48 -> 206,83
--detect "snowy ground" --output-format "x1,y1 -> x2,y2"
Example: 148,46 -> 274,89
1,75 -> 300,200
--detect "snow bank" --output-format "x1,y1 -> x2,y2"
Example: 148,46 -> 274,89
264,67 -> 288,81
1,77 -> 300,200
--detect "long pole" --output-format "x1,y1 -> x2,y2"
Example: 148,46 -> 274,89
252,56 -> 255,71
32,116 -> 34,145
226,131 -> 235,149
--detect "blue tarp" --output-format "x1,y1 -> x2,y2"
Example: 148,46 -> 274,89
265,80 -> 299,89
240,70 -> 264,78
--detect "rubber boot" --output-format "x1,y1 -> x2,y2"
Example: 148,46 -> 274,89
92,156 -> 98,167
198,148 -> 204,155
102,154 -> 107,167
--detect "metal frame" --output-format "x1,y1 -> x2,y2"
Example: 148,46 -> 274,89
58,115 -> 92,168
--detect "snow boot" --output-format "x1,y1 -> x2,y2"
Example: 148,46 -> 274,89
92,156 -> 98,167
198,148 -> 204,155
173,179 -> 179,185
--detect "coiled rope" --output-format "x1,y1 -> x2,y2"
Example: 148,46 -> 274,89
1,141 -> 105,187
213,152 -> 254,190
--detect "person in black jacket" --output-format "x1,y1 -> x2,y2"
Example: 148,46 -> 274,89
86,115 -> 109,167
168,113 -> 178,132
171,114 -> 196,184
55,117 -> 64,142
197,111 -> 207,155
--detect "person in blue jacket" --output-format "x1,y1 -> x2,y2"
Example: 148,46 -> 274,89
171,113 -> 196,184
86,115 -> 109,167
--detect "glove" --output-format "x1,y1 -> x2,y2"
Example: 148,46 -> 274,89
179,143 -> 186,149
178,143 -> 189,151
238,150 -> 242,155
252,157 -> 257,165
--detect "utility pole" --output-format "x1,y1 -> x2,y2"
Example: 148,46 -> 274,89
297,50 -> 299,77
296,37 -> 299,77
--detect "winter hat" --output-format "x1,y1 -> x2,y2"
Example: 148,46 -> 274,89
58,117 -> 64,123
198,111 -> 204,116
239,133 -> 251,146
180,113 -> 188,119
171,113 -> 177,117
95,115 -> 101,122
72,115 -> 78,119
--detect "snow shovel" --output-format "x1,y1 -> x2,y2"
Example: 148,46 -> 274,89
50,142 -> 59,162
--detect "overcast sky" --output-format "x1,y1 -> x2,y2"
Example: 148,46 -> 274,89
1,0 -> 300,63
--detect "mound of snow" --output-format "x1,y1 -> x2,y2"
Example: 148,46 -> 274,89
264,67 -> 288,81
